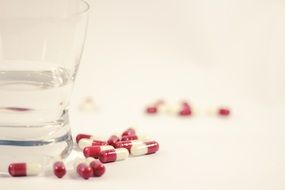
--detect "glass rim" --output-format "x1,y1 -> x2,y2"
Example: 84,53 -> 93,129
75,0 -> 90,17
67,0 -> 90,19
0,0 -> 90,20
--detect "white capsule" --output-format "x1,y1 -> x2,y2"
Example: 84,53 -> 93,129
205,108 -> 217,116
116,148 -> 129,160
157,104 -> 168,113
166,104 -> 180,115
26,163 -> 42,176
78,139 -> 92,149
131,144 -> 148,156
131,141 -> 159,156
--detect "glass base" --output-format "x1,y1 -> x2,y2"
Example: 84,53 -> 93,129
0,111 -> 73,172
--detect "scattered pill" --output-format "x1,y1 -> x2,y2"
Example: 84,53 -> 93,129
53,161 -> 66,178
218,107 -> 231,116
78,139 -> 107,149
114,140 -> 144,152
145,106 -> 157,114
8,163 -> 42,177
74,159 -> 93,180
179,107 -> 192,116
86,157 -> 106,177
83,145 -> 114,158
107,135 -> 120,146
131,141 -> 159,156
99,148 -> 129,163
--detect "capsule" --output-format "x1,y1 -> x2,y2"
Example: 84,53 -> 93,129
107,135 -> 120,146
99,148 -> 129,163
166,104 -> 181,115
86,157 -> 106,177
121,128 -> 136,137
114,140 -> 144,152
83,145 -> 114,158
145,106 -> 157,114
121,135 -> 138,141
53,161 -> 66,178
218,107 -> 230,116
130,141 -> 159,156
78,138 -> 107,149
74,159 -> 93,180
179,107 -> 192,116
8,162 -> 42,177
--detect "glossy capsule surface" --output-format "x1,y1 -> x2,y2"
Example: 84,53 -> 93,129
83,145 -> 114,158
74,159 -> 93,180
86,158 -> 106,177
218,107 -> 230,116
99,148 -> 129,163
53,161 -> 66,178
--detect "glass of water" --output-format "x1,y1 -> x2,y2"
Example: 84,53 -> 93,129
0,0 -> 89,165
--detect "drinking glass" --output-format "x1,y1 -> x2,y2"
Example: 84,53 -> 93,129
0,0 -> 89,165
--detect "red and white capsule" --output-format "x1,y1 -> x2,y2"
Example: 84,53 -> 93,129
131,141 -> 159,156
83,145 -> 114,158
74,159 -> 93,180
99,148 -> 129,163
78,138 -> 107,149
86,157 -> 106,177
53,161 -> 66,178
114,140 -> 144,152
8,162 -> 43,177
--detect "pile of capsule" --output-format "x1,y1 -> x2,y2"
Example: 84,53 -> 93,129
74,128 -> 159,179
7,128 -> 159,180
145,100 -> 231,117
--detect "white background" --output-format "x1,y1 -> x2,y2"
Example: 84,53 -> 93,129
3,0 -> 285,189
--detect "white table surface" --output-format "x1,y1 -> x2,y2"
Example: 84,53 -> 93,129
3,0 -> 285,189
